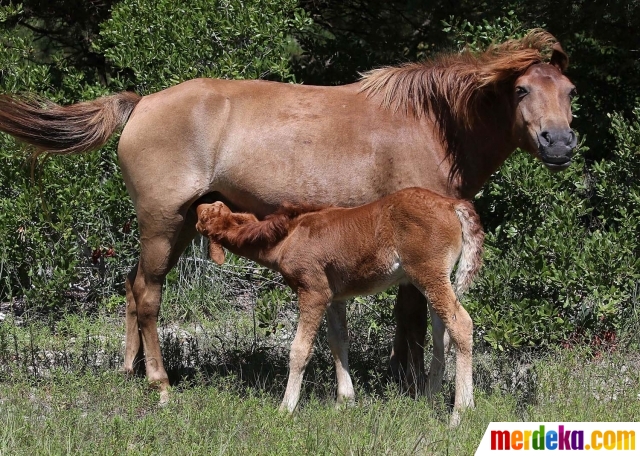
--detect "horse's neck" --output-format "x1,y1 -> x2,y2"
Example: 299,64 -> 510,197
220,238 -> 283,272
220,217 -> 296,271
450,99 -> 516,198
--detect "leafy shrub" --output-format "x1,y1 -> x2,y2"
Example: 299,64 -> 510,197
97,0 -> 311,92
468,114 -> 640,350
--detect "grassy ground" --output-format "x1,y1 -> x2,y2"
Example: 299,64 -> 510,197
1,304 -> 639,456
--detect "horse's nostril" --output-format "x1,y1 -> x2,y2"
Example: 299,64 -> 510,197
540,131 -> 552,146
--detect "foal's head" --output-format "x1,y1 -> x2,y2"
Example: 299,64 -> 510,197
196,202 -> 257,264
512,44 -> 577,171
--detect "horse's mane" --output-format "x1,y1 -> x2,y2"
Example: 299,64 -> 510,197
226,202 -> 328,248
359,29 -> 560,124
359,29 -> 564,183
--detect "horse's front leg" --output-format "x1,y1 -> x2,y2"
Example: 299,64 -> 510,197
280,290 -> 330,413
326,300 -> 355,407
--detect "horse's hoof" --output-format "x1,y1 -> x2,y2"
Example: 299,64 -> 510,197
449,410 -> 462,428
158,390 -> 170,406
335,396 -> 356,410
120,365 -> 141,380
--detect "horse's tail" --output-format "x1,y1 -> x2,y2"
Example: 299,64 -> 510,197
0,92 -> 141,155
453,200 -> 484,297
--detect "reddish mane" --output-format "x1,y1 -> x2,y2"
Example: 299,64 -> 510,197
359,29 -> 566,183
219,202 -> 328,248
359,29 -> 562,124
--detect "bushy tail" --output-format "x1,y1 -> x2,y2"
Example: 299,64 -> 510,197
453,200 -> 485,297
0,92 -> 141,155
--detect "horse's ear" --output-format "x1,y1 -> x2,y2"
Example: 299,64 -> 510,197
550,42 -> 569,73
208,241 -> 226,265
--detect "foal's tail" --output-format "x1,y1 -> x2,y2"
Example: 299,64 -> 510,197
453,201 -> 485,297
0,92 -> 141,156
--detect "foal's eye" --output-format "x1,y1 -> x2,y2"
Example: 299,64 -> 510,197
515,86 -> 529,98
569,88 -> 578,99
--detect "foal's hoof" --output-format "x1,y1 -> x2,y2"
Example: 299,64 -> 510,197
278,402 -> 296,415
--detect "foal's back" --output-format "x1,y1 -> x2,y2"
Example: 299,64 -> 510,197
276,187 -> 464,299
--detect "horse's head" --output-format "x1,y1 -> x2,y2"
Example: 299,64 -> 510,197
513,45 -> 577,171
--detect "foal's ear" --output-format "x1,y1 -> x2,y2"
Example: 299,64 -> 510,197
550,42 -> 569,73
208,241 -> 226,265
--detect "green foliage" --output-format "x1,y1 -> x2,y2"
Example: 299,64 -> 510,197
255,288 -> 291,337
96,0 -> 311,92
418,15 -> 640,350
443,11 -> 528,51
468,115 -> 640,349
2,312 -> 640,454
0,0 -> 638,355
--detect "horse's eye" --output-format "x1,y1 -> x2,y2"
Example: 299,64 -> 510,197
515,86 -> 529,98
569,88 -> 578,99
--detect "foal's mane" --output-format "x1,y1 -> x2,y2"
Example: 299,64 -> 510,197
228,202 -> 328,248
359,29 -> 561,125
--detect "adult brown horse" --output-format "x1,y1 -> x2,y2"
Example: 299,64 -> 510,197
0,30 -> 576,404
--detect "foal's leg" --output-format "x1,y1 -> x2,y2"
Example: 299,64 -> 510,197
429,283 -> 473,426
391,284 -> 428,395
326,300 -> 355,406
407,271 -> 473,426
127,209 -> 198,403
280,290 -> 330,413
426,304 -> 452,398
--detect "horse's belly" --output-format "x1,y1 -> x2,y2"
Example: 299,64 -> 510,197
213,139 -> 443,216
330,250 -> 408,300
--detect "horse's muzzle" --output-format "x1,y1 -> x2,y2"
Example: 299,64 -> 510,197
538,128 -> 577,171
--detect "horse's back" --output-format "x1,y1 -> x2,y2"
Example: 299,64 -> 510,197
116,77 -> 445,217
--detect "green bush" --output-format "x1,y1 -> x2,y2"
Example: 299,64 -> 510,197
429,15 -> 639,350
97,0 -> 310,92
0,5 -> 638,355
468,115 -> 640,350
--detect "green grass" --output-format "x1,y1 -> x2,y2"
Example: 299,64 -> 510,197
0,308 -> 639,455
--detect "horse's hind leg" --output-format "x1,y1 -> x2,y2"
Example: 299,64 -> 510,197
122,264 -> 143,375
426,305 -> 451,398
125,207 -> 198,402
391,284 -> 428,395
122,214 -> 198,377
326,300 -> 355,406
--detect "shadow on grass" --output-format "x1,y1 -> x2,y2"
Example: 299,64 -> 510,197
158,327 -> 400,403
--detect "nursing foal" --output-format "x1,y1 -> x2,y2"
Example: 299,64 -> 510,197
195,187 -> 484,424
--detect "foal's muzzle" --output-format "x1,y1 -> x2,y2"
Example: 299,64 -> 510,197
538,128 -> 577,171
